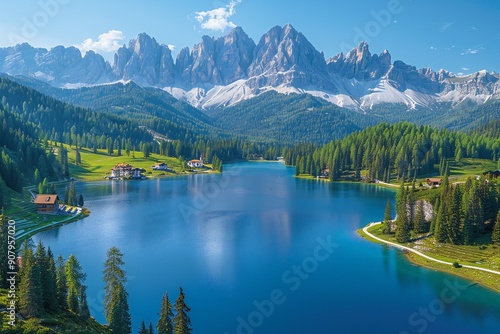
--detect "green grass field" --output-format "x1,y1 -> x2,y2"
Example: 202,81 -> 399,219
66,145 -> 187,180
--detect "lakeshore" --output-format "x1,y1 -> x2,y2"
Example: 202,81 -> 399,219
358,222 -> 500,293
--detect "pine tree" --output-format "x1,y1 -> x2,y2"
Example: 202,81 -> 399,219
66,254 -> 86,313
36,242 -> 58,311
139,320 -> 148,334
173,287 -> 192,334
414,201 -> 427,233
434,200 -> 447,243
64,185 -> 70,205
108,284 -> 131,334
157,292 -> 174,334
395,183 -> 411,243
383,199 -> 392,234
18,247 -> 42,317
492,211 -> 500,245
462,208 -> 474,245
45,248 -> 59,309
79,285 -> 91,319
78,194 -> 84,207
447,186 -> 462,244
68,182 -> 77,206
56,255 -> 68,310
149,322 -> 155,334
76,147 -> 81,165
104,247 -> 131,334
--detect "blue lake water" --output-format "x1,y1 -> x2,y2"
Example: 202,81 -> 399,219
33,162 -> 500,334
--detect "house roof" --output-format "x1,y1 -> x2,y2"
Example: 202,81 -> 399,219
34,194 -> 59,205
427,178 -> 442,183
189,160 -> 202,163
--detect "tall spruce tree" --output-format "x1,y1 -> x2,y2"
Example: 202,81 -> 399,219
104,247 -> 131,334
395,183 -> 411,243
383,199 -> 392,234
139,320 -> 148,334
79,285 -> 91,319
462,206 -> 474,245
56,255 -> 68,310
18,247 -> 42,317
149,322 -> 155,334
108,284 -> 131,334
65,254 -> 86,313
493,211 -> 500,245
173,287 -> 192,334
434,200 -> 447,243
157,292 -> 174,334
446,186 -> 462,244
414,201 -> 427,234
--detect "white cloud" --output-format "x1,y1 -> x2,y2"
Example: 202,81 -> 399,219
430,46 -> 437,51
440,22 -> 454,32
77,30 -> 124,54
167,44 -> 175,51
472,26 -> 478,30
461,47 -> 485,55
195,0 -> 241,32
461,67 -> 470,71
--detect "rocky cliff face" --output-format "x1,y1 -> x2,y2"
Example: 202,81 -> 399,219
0,43 -> 114,85
327,42 -> 391,81
247,24 -> 334,90
113,33 -> 174,85
1,24 -> 499,110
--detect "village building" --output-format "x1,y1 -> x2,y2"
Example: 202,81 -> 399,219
187,156 -> 204,168
152,162 -> 168,170
426,178 -> 442,187
109,163 -> 145,179
34,194 -> 60,214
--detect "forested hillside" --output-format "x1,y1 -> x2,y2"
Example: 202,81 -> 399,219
210,91 -> 378,143
0,107 -> 65,208
294,122 -> 500,181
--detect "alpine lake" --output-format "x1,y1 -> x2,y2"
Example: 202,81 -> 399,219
33,162 -> 500,334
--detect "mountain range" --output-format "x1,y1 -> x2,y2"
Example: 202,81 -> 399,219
1,24 -> 499,112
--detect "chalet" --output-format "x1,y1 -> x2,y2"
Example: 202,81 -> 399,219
34,194 -> 60,214
187,156 -> 204,168
109,163 -> 145,179
110,163 -> 133,178
131,168 -> 144,179
426,178 -> 442,187
483,170 -> 500,179
152,162 -> 168,171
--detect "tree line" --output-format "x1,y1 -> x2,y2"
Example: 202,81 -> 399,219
294,122 -> 500,181
386,175 -> 500,245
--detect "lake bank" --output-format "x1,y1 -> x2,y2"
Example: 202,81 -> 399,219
358,222 -> 500,294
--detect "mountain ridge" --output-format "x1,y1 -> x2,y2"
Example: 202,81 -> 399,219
0,24 -> 498,111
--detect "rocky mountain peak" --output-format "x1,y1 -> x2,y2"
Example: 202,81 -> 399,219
327,42 -> 391,80
113,32 -> 174,85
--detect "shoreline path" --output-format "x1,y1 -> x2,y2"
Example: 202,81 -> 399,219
362,222 -> 500,275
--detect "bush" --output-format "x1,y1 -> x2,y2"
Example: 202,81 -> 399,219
453,262 -> 462,268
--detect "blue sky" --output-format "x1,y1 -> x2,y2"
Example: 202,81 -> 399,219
0,0 -> 499,74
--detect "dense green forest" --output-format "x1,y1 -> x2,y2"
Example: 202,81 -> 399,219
294,122 -> 500,181
0,107 -> 66,200
392,175 -> 499,245
211,91 -> 376,143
